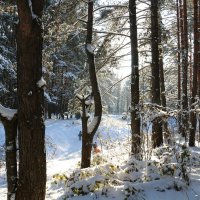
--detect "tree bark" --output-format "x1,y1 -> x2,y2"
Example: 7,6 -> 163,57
158,4 -> 170,144
80,97 -> 92,168
177,0 -> 182,134
159,47 -> 170,144
189,0 -> 198,146
80,0 -> 102,169
16,0 -> 46,199
197,0 -> 200,142
129,0 -> 141,156
1,114 -> 18,200
151,0 -> 163,148
180,0 -> 189,139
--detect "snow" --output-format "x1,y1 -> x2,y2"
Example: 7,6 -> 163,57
86,44 -> 95,54
76,94 -> 84,100
0,115 -> 200,200
0,83 -> 8,94
44,92 -> 52,102
0,104 -> 17,120
88,116 -> 100,133
63,72 -> 77,80
0,55 -> 10,68
10,193 -> 15,200
28,0 -> 38,19
85,98 -> 94,105
27,91 -> 32,96
37,77 -> 47,89
6,145 -> 13,151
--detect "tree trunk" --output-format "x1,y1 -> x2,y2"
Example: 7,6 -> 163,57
189,0 -> 198,146
177,0 -> 181,134
129,0 -> 141,156
158,5 -> 170,144
16,1 -> 46,199
180,0 -> 189,139
80,0 -> 102,169
151,0 -> 163,148
1,115 -> 17,200
159,48 -> 170,144
80,98 -> 92,168
197,0 -> 200,142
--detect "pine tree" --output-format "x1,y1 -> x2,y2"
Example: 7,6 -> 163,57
151,0 -> 163,148
180,0 -> 189,139
129,0 -> 141,156
189,0 -> 200,146
16,1 -> 46,199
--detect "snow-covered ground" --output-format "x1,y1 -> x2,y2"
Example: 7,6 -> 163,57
0,115 -> 200,200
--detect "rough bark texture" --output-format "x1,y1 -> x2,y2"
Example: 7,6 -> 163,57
1,115 -> 18,200
129,0 -> 141,156
81,0 -> 102,169
80,97 -> 92,168
159,47 -> 170,144
197,0 -> 200,142
151,0 -> 163,148
158,7 -> 170,144
189,0 -> 198,146
16,0 -> 46,199
177,0 -> 181,134
180,0 -> 188,139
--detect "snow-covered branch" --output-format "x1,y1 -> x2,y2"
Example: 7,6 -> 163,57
76,94 -> 85,101
93,30 -> 129,37
141,103 -> 177,122
102,74 -> 131,97
93,5 -> 128,12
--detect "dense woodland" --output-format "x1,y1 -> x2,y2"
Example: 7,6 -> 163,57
0,0 -> 200,199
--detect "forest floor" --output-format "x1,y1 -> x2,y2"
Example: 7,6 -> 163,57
0,115 -> 200,200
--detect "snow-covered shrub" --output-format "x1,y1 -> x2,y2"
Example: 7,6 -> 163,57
52,173 -> 68,185
91,154 -> 107,166
152,145 -> 173,159
147,145 -> 188,181
160,163 -> 176,176
126,157 -> 144,172
144,161 -> 160,181
173,180 -> 187,191
151,144 -> 191,184
70,175 -> 106,196
124,182 -> 144,200
45,136 -> 57,159
52,163 -> 128,198
151,145 -> 178,176
175,145 -> 190,185
50,142 -> 195,200
117,157 -> 144,182
189,151 -> 200,167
